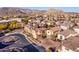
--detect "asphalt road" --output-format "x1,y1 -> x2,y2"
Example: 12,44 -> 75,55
0,33 -> 45,52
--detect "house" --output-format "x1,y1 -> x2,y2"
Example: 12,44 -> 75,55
55,21 -> 61,26
39,39 -> 60,52
63,36 -> 79,52
57,29 -> 77,40
45,27 -> 60,35
24,25 -> 38,39
31,30 -> 37,39
73,26 -> 79,33
45,30 -> 53,39
50,27 -> 61,34
24,25 -> 32,34
74,18 -> 79,26
35,28 -> 46,36
45,27 -> 61,39
60,21 -> 74,30
58,46 -> 73,52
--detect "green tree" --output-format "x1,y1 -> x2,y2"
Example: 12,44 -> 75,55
8,21 -> 21,30
0,24 -> 8,30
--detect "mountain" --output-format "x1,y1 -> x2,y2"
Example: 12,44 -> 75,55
0,7 -> 33,17
0,7 -> 79,18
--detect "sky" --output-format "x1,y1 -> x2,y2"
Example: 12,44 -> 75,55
26,7 -> 79,13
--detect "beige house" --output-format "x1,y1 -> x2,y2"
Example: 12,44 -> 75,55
45,27 -> 60,39
50,27 -> 61,34
45,30 -> 53,39
24,26 -> 32,34
24,26 -> 38,39
57,29 -> 77,40
75,18 -> 79,26
60,21 -> 74,30
31,30 -> 37,39
73,26 -> 79,33
35,28 -> 46,36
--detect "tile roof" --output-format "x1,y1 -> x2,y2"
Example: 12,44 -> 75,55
63,36 -> 79,51
59,29 -> 76,37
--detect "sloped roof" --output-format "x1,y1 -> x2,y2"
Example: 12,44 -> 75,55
63,36 -> 79,51
59,29 -> 76,37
